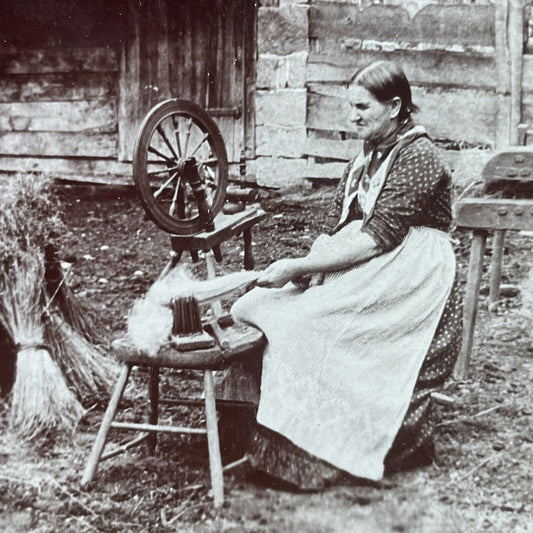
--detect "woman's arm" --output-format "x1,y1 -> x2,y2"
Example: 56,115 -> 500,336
256,222 -> 381,288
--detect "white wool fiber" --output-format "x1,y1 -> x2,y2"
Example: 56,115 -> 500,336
127,298 -> 173,355
126,265 -> 259,354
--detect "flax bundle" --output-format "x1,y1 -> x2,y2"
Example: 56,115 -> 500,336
1,174 -> 96,340
44,315 -> 120,405
0,252 -> 83,438
127,266 -> 259,354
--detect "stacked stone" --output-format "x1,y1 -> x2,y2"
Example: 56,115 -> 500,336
254,0 -> 310,186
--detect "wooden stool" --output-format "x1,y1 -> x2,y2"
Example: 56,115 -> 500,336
80,325 -> 264,508
81,206 -> 267,506
453,198 -> 533,379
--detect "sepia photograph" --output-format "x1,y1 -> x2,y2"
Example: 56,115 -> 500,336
0,1 -> 532,531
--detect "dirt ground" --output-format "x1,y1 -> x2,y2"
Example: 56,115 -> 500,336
0,184 -> 532,532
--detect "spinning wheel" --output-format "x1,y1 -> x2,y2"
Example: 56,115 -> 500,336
133,99 -> 228,235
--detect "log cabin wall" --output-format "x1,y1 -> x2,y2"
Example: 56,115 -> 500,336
0,1 -> 531,187
0,1 -> 130,183
0,0 -> 255,184
253,0 -> 533,187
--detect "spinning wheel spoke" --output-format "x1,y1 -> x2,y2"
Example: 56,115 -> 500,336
148,165 -> 179,177
171,116 -> 183,158
183,118 -> 193,157
153,171 -> 178,199
148,146 -> 175,165
190,133 -> 210,158
133,99 -> 228,235
169,176 -> 182,216
156,124 -> 179,160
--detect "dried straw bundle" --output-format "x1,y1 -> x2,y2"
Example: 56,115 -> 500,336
127,266 -> 259,354
0,174 -> 96,341
44,314 -> 120,404
0,252 -> 83,438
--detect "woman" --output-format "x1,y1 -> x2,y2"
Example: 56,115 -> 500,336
218,60 -> 462,489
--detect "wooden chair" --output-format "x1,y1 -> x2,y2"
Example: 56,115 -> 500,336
454,146 -> 533,378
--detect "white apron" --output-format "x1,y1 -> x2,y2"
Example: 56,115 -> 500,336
231,143 -> 455,480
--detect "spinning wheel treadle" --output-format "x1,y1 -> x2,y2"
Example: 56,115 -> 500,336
133,99 -> 228,235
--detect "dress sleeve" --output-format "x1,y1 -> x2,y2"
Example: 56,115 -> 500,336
361,138 -> 447,251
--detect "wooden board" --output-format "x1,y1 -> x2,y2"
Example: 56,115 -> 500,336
454,199 -> 533,231
304,131 -> 362,161
0,156 -> 131,180
481,148 -> 533,184
0,132 -> 117,158
0,72 -> 117,102
307,83 -> 497,145
0,47 -> 118,74
309,2 -> 495,48
307,49 -> 496,90
523,55 -> 533,94
0,101 -> 117,133
522,92 -> 533,131
304,161 -> 347,180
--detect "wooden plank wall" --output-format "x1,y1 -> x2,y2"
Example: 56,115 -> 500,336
0,47 -> 126,181
119,0 -> 254,164
305,1 -> 514,171
167,0 -> 249,163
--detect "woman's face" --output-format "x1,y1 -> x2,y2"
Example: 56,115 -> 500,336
348,84 -> 398,143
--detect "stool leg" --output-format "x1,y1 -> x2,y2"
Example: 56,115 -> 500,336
148,366 -> 160,453
204,370 -> 224,508
243,229 -> 254,271
455,230 -> 487,380
489,230 -> 506,307
81,364 -> 132,488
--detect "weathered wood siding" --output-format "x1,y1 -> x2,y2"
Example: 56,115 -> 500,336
119,0 -> 255,164
0,46 -> 119,178
306,1 -> 499,155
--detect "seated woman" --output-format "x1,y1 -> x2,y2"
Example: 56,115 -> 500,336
217,60 -> 462,489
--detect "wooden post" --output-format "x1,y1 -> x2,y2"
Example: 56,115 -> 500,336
455,231 -> 487,380
81,364 -> 132,488
206,251 -> 223,317
204,370 -> 224,508
509,0 -> 525,146
495,0 -> 512,149
243,228 -> 254,270
489,230 -> 506,306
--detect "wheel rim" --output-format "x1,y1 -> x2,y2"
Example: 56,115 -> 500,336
133,99 -> 228,235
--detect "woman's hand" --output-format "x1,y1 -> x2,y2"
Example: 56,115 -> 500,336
256,258 -> 304,288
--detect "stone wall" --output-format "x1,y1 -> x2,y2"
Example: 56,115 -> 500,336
252,0 -> 532,188
254,0 -> 311,186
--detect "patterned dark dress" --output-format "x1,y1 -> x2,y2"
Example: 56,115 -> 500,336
217,120 -> 462,489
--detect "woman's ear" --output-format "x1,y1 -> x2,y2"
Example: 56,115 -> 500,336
390,96 -> 401,119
